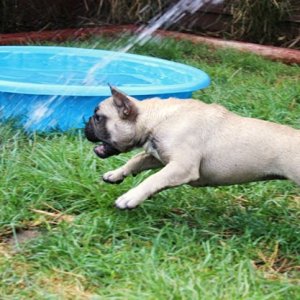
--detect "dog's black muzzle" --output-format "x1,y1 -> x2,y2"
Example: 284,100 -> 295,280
84,116 -> 120,159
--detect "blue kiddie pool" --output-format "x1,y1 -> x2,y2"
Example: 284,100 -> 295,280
0,46 -> 210,131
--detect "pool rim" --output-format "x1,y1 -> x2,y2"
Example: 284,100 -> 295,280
0,45 -> 210,97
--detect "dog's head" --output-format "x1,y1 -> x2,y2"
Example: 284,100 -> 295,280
85,85 -> 139,159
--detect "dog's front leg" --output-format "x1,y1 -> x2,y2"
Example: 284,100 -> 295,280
103,152 -> 162,184
115,161 -> 199,209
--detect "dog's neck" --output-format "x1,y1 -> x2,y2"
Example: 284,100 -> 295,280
134,98 -> 181,145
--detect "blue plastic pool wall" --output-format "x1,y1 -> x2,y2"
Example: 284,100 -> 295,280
0,91 -> 192,131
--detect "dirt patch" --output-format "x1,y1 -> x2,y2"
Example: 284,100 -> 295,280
0,207 -> 75,253
6,229 -> 41,250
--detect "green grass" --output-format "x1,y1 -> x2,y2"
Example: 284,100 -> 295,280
0,37 -> 300,299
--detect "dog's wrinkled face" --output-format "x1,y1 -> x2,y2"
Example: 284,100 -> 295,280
85,86 -> 138,159
85,111 -> 120,158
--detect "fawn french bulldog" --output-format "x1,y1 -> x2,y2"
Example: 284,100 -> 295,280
85,86 -> 300,209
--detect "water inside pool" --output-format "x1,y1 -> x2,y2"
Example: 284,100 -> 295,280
0,52 -> 180,86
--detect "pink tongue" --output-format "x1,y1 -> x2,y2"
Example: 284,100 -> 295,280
94,144 -> 106,155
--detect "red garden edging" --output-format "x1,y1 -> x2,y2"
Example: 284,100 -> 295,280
0,25 -> 299,64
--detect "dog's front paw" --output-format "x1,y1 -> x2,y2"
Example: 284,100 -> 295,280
103,169 -> 125,184
115,190 -> 145,209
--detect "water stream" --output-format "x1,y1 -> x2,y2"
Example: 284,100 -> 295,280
86,0 -> 223,83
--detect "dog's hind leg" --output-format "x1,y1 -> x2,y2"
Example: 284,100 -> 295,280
103,152 -> 162,184
287,169 -> 300,186
282,157 -> 300,186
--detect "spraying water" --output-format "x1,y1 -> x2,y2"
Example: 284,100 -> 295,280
24,96 -> 57,130
123,0 -> 223,51
27,0 -> 223,129
86,0 -> 223,84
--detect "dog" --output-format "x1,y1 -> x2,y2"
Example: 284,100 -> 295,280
85,85 -> 300,209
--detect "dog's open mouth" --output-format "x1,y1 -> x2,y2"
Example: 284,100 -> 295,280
94,142 -> 120,159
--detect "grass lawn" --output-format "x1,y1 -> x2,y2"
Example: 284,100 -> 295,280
0,37 -> 299,299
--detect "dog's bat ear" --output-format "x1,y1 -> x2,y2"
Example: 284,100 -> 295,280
109,84 -> 138,120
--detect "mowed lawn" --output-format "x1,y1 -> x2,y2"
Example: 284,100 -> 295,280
0,38 -> 299,299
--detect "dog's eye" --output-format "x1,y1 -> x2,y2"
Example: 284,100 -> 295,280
94,114 -> 103,123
